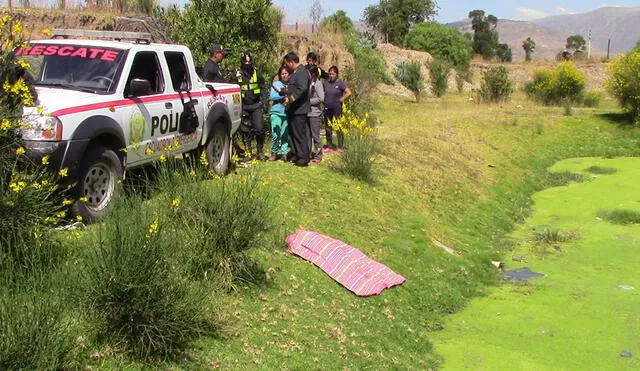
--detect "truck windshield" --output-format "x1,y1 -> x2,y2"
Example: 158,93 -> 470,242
15,44 -> 126,94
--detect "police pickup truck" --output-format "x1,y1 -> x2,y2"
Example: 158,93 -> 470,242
17,30 -> 241,221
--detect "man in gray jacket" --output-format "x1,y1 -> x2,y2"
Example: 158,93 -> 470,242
307,65 -> 325,162
283,52 -> 311,167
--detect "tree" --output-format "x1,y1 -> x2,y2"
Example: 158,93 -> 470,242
308,0 -> 324,34
155,0 -> 283,78
405,21 -> 472,67
522,37 -> 536,62
468,9 -> 499,60
566,34 -> 586,53
364,0 -> 437,45
496,43 -> 512,62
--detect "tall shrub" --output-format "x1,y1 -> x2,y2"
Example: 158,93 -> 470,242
525,62 -> 586,105
405,21 -> 472,68
606,50 -> 640,122
477,66 -> 514,103
428,59 -> 451,98
394,60 -> 424,102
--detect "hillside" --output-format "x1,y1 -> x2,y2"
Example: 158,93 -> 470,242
449,6 -> 640,62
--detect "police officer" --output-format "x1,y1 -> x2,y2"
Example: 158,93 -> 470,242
235,52 -> 267,161
283,52 -> 311,167
203,44 -> 230,83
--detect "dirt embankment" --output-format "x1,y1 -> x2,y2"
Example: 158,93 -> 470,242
1,8 -> 168,42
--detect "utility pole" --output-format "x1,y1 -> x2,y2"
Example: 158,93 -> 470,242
607,39 -> 611,60
587,29 -> 592,59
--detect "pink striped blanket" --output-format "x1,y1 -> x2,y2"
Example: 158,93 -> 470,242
285,229 -> 406,296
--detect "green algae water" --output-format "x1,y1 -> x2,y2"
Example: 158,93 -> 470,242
433,157 -> 640,370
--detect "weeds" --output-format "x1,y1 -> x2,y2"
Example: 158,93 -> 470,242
477,66 -> 514,103
428,59 -> 451,98
585,165 -> 617,175
77,195 -> 218,361
597,209 -> 640,225
0,290 -> 74,370
334,128 -> 377,183
530,226 -> 578,258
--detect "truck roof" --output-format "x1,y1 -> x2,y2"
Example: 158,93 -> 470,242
28,38 -> 191,53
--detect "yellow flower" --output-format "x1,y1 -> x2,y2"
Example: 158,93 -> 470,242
231,154 -> 239,162
41,28 -> 52,36
145,146 -> 154,155
33,232 -> 42,239
12,22 -> 23,36
62,199 -> 73,206
32,181 -> 41,189
131,142 -> 140,150
159,154 -> 167,162
44,216 -> 55,223
9,181 -> 26,192
15,147 -> 25,155
79,196 -> 88,203
41,155 -> 49,165
147,217 -> 159,235
1,119 -> 12,131
119,148 -> 128,153
41,179 -> 49,186
171,199 -> 181,208
56,211 -> 66,218
189,170 -> 197,177
199,151 -> 209,167
76,215 -> 83,222
58,168 -> 68,177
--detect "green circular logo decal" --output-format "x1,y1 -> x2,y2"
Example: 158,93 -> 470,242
130,113 -> 145,143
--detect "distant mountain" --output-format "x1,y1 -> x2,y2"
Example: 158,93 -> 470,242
448,6 -> 640,61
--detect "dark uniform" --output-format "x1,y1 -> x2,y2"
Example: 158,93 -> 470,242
202,44 -> 229,83
285,63 -> 311,166
235,52 -> 267,160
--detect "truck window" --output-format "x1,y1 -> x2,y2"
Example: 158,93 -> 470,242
164,51 -> 191,92
125,51 -> 165,96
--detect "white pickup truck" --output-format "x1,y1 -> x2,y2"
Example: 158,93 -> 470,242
16,30 -> 242,220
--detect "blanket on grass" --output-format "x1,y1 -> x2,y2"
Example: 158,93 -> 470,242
285,229 -> 406,296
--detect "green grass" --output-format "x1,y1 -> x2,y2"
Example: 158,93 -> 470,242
8,91 -> 640,368
431,157 -> 640,370
172,92 -> 640,368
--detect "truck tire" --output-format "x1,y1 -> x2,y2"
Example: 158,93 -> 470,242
70,146 -> 123,222
205,123 -> 230,175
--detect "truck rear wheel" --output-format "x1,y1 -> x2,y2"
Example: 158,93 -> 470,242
205,123 -> 230,175
70,146 -> 123,222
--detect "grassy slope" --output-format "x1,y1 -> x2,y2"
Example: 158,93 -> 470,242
432,157 -> 640,370
174,93 -> 640,369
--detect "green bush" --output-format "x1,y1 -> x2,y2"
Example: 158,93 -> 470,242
428,59 -> 451,98
336,129 -> 377,183
394,60 -> 424,102
477,66 -> 514,103
582,90 -> 603,108
606,50 -> 640,122
160,168 -> 276,289
78,195 -> 217,361
0,290 -> 74,370
405,21 -> 473,68
524,62 -> 586,105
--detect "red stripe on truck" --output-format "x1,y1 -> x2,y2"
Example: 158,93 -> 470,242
50,87 -> 240,117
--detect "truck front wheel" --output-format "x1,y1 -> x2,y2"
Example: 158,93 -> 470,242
70,146 -> 123,222
205,123 -> 230,175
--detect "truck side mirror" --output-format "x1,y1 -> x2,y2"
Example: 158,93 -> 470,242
128,78 -> 152,97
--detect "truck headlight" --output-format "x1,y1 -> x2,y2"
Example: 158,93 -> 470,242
21,115 -> 63,141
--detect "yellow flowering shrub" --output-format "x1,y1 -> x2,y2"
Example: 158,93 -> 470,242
606,50 -> 640,122
524,62 -> 586,105
326,106 -> 374,135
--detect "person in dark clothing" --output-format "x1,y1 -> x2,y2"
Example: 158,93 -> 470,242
203,44 -> 230,83
323,65 -> 351,152
306,52 -> 329,80
235,51 -> 267,161
282,52 -> 311,167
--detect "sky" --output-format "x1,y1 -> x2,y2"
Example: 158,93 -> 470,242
266,0 -> 640,24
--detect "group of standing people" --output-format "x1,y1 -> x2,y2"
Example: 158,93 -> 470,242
270,52 -> 352,166
202,45 -> 351,167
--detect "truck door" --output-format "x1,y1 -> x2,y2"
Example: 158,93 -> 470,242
163,51 -> 202,154
121,50 -> 183,166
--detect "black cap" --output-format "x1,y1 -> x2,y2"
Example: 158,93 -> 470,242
210,44 -> 230,56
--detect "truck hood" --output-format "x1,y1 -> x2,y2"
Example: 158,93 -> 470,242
23,87 -> 112,116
